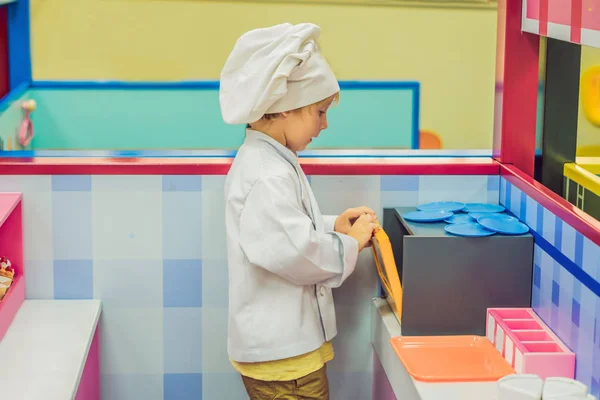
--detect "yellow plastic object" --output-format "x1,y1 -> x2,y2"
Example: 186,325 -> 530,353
580,65 -> 600,127
371,226 -> 403,320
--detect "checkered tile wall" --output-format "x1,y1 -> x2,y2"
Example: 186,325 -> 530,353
0,174 -> 498,400
500,177 -> 600,398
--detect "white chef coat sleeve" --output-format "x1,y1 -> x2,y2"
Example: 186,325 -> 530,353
239,175 -> 359,288
322,215 -> 338,233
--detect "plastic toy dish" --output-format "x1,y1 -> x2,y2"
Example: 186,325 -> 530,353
468,212 -> 506,220
475,214 -> 517,223
417,201 -> 465,213
403,210 -> 454,223
462,203 -> 505,213
477,216 -> 530,235
444,222 -> 496,237
444,214 -> 474,224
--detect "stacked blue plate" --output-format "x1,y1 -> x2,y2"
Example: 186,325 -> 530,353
417,201 -> 465,213
444,222 -> 495,237
477,214 -> 530,235
403,210 -> 454,223
444,214 -> 474,224
462,203 -> 505,214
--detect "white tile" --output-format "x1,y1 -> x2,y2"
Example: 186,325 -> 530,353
542,208 -> 556,247
201,191 -> 227,260
380,191 -> 419,209
100,307 -> 163,375
23,192 -> 54,262
93,260 -> 163,308
202,308 -> 235,373
24,260 -> 54,299
510,186 -> 522,217
0,175 -> 52,192
331,250 -> 378,308
202,175 -> 226,192
313,189 -> 381,221
418,175 -> 488,204
92,191 -> 162,260
92,175 -> 161,192
202,373 -> 247,400
525,196 -> 538,231
561,223 -> 577,262
581,29 -> 600,48
581,237 -> 600,280
547,23 -> 572,42
310,176 -> 380,193
202,259 -> 229,308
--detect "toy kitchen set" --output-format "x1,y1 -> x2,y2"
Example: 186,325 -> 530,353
370,201 -> 593,400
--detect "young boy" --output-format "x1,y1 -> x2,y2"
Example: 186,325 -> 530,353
219,22 -> 379,399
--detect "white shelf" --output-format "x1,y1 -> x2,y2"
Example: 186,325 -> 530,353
0,299 -> 101,400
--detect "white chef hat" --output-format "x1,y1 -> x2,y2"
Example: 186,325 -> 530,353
219,22 -> 340,125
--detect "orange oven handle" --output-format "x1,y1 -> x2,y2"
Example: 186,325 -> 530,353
371,225 -> 404,320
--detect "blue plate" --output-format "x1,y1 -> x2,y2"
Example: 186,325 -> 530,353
417,201 -> 465,213
478,216 -> 530,235
444,222 -> 496,237
475,214 -> 517,223
463,203 -> 506,213
444,214 -> 474,224
403,210 -> 453,222
468,212 -> 505,220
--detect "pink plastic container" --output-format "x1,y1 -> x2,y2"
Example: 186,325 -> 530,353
486,308 -> 575,379
0,193 -> 24,342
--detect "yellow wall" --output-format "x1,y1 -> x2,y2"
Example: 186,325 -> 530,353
29,0 -> 498,149
578,46 -> 600,152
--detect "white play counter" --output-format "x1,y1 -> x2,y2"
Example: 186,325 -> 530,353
0,300 -> 101,400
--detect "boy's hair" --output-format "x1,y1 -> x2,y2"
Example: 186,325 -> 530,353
247,92 -> 340,128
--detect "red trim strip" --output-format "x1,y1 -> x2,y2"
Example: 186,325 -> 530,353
0,157 -> 500,175
539,0 -> 549,36
571,0 -> 582,43
501,164 -> 600,247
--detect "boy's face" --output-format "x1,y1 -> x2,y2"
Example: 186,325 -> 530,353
282,96 -> 334,152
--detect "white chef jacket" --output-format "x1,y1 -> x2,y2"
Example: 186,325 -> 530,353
224,129 -> 359,363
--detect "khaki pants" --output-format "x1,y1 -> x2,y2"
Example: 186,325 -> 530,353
241,365 -> 329,400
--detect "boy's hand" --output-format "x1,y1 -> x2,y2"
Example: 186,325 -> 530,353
347,214 -> 379,252
334,206 -> 377,235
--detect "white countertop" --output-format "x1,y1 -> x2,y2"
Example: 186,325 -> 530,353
0,300 -> 101,400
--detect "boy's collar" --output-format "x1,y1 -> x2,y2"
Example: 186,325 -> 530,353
245,129 -> 298,163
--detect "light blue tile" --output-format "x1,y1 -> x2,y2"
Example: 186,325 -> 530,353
557,274 -> 574,345
163,259 -> 202,307
559,265 -> 574,307
328,371 -> 373,400
93,260 -> 162,308
202,308 -> 233,373
164,308 -> 203,374
51,175 -> 91,191
554,218 -> 563,252
487,175 -> 500,192
92,190 -> 162,260
201,190 -> 227,260
163,192 -> 202,260
101,374 -> 163,400
542,207 -> 556,247
500,178 -> 508,206
201,176 -> 226,192
202,373 -> 247,400
202,259 -> 229,308
380,191 -> 419,208
380,176 -> 418,191
52,192 -> 92,260
525,196 -> 538,231
561,222 -> 577,263
329,304 -> 373,373
581,237 -> 600,280
534,244 -> 543,266
92,175 -> 162,192
24,260 -> 54,299
162,175 -> 203,192
53,260 -> 93,299
164,373 -> 202,400
100,308 -> 163,375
